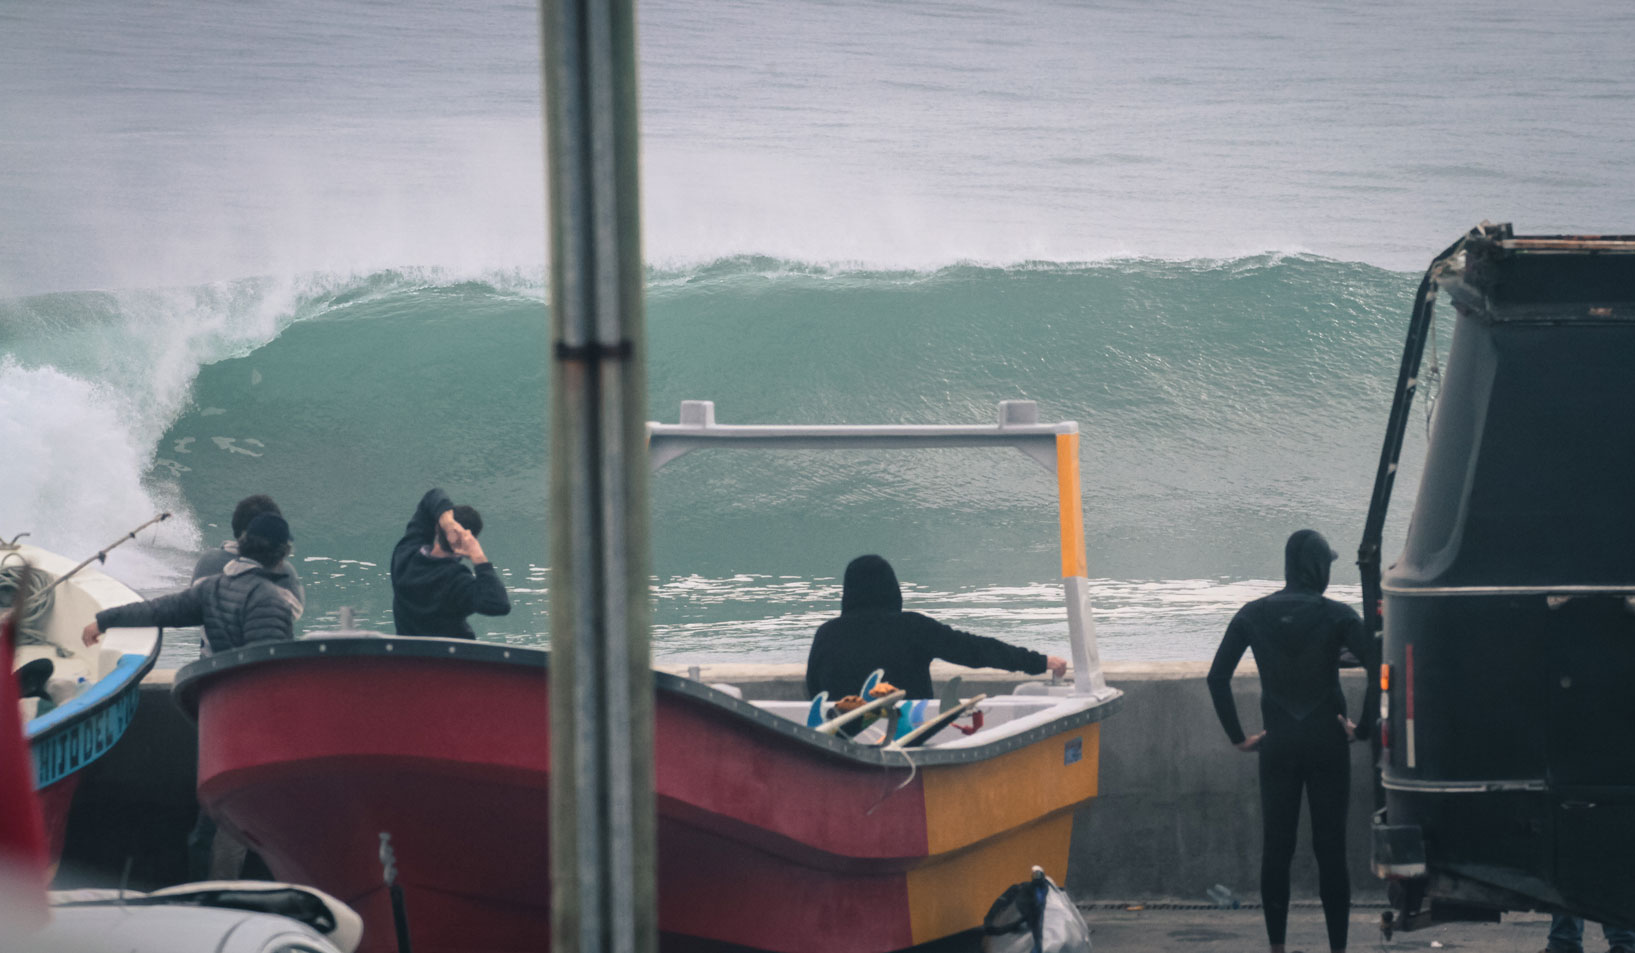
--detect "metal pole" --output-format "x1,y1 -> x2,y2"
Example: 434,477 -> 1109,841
542,0 -> 656,951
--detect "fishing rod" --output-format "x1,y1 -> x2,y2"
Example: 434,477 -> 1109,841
34,513 -> 172,601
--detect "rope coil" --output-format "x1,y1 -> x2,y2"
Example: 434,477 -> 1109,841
0,564 -> 61,655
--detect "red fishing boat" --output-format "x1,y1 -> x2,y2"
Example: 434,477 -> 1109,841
174,401 -> 1124,952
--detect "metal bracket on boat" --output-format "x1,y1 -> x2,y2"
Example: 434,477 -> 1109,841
1,531 -> 29,552
647,400 -> 1114,697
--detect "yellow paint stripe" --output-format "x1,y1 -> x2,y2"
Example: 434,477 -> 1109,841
905,811 -> 1076,945
1056,433 -> 1087,579
921,724 -> 1099,855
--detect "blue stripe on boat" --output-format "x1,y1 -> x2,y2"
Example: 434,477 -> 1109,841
27,653 -> 147,789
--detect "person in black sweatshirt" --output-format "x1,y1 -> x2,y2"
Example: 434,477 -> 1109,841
390,488 -> 510,639
805,554 -> 1066,700
1207,529 -> 1379,953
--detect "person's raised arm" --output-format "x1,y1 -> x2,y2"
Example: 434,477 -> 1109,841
1206,612 -> 1258,749
400,488 -> 455,550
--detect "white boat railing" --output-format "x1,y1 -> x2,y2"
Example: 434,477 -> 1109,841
647,400 -> 1112,698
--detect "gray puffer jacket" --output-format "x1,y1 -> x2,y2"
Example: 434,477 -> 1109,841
97,558 -> 305,654
194,541 -> 304,605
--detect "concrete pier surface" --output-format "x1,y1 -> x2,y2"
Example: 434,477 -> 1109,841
1072,907 -> 1552,953
913,907 -> 1557,953
64,656 -> 1385,912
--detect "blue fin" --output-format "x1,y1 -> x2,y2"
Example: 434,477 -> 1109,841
895,700 -> 923,739
806,691 -> 828,728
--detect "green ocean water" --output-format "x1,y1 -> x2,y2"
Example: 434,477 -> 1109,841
2,256 -> 1429,667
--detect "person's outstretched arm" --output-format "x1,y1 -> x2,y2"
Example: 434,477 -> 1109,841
920,617 -> 1051,675
1206,612 -> 1254,747
83,586 -> 205,645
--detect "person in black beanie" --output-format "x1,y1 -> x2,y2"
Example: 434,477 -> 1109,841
83,512 -> 303,653
806,554 -> 1066,700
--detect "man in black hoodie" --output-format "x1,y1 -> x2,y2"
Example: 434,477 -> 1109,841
805,554 -> 1066,700
390,488 -> 511,639
1207,529 -> 1379,953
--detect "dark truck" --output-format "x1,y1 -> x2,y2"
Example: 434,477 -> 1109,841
1359,223 -> 1635,933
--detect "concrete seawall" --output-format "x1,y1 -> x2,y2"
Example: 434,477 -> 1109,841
1067,661 -> 1378,903
62,659 -> 1380,902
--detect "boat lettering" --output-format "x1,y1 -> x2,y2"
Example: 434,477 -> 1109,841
32,689 -> 140,788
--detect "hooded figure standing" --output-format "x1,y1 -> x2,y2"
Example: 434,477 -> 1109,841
390,488 -> 510,639
805,554 -> 1066,700
1207,529 -> 1379,953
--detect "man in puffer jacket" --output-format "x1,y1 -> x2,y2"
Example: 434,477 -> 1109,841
193,493 -> 304,606
82,513 -> 304,654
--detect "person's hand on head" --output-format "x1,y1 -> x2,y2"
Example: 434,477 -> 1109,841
447,522 -> 487,564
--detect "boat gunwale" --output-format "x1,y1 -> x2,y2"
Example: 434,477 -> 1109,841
27,651 -> 155,741
173,634 -> 1122,768
8,542 -> 163,783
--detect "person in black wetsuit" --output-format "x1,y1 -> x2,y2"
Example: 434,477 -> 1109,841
390,488 -> 511,638
1207,529 -> 1379,953
805,554 -> 1067,699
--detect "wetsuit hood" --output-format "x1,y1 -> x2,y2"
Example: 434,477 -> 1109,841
1284,529 -> 1338,593
841,555 -> 902,613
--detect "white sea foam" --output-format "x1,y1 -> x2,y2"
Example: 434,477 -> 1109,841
0,360 -> 194,587
0,280 -> 316,585
648,572 -> 1366,663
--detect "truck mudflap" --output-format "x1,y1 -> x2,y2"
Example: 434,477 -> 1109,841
1373,812 -> 1503,939
1372,815 -> 1427,880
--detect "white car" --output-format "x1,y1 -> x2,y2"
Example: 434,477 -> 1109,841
19,881 -> 362,953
